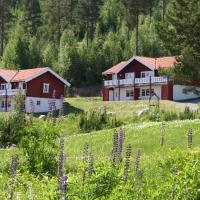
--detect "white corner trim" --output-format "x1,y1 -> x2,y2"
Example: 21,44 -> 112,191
25,68 -> 71,87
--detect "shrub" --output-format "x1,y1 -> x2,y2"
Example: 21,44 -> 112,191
179,107 -> 195,120
0,113 -> 26,147
79,108 -> 123,133
20,119 -> 61,174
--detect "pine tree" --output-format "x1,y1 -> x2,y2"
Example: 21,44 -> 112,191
157,0 -> 200,84
0,0 -> 12,56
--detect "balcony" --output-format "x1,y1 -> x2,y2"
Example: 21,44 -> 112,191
104,77 -> 169,87
0,89 -> 25,96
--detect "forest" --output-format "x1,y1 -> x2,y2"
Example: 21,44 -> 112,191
0,0 -> 200,86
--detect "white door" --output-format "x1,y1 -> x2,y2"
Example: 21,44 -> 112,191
109,90 -> 114,101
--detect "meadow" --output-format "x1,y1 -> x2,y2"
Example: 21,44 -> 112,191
0,97 -> 200,199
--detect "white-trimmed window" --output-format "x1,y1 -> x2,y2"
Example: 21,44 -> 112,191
126,90 -> 134,97
1,100 -> 5,108
0,84 -> 6,90
141,89 -> 154,97
141,71 -> 154,78
112,74 -> 117,80
43,83 -> 49,93
125,72 -> 135,79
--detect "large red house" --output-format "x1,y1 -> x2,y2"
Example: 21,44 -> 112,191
102,56 -> 200,101
0,67 -> 70,113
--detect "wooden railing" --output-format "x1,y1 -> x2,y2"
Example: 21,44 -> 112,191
0,89 -> 25,96
104,77 -> 168,87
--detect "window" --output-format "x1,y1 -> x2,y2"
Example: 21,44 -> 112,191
141,89 -> 155,97
146,89 -> 150,96
1,100 -> 5,108
36,101 -> 41,106
141,89 -> 146,96
0,84 -> 6,90
112,74 -> 117,80
141,71 -> 154,78
126,90 -> 134,97
125,73 -> 135,79
43,83 -> 49,93
8,100 -> 11,108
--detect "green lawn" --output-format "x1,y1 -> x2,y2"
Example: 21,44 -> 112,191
63,97 -> 191,136
65,119 -> 200,168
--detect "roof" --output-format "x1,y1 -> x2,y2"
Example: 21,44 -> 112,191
0,67 -> 70,86
102,56 -> 177,75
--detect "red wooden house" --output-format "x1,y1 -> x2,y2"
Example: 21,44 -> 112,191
0,67 -> 70,113
102,56 -> 200,101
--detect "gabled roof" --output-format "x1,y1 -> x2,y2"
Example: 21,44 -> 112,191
102,56 -> 177,75
0,67 -> 70,86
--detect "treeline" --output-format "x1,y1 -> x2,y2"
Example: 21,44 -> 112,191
0,0 -> 199,86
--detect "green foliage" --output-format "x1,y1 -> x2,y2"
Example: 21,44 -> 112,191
0,113 -> 26,146
20,119 -> 61,174
79,108 -> 123,133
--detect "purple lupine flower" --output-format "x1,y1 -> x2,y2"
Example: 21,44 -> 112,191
123,144 -> 131,182
118,128 -> 124,162
136,169 -> 143,199
134,149 -> 141,173
111,130 -> 118,164
60,174 -> 68,200
187,128 -> 192,149
88,153 -> 94,178
58,137 -> 65,179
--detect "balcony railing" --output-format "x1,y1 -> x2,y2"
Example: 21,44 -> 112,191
0,89 -> 25,96
104,77 -> 168,87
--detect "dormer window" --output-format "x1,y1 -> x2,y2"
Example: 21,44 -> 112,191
43,83 -> 49,93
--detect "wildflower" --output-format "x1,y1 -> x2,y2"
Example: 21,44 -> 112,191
118,128 -> 124,162
134,149 -> 141,173
111,130 -> 118,164
187,128 -> 192,149
60,174 -> 68,200
82,143 -> 89,186
88,152 -> 94,178
123,144 -> 131,182
58,137 -> 65,178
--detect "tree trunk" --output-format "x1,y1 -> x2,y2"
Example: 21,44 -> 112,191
163,0 -> 167,22
134,12 -> 139,56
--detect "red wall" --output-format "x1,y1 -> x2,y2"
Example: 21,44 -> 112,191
26,72 -> 65,99
161,83 -> 173,100
134,88 -> 140,100
118,60 -> 151,79
102,87 -> 109,101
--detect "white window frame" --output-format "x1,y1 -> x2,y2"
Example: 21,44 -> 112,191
125,72 -> 135,79
43,83 -> 49,93
112,74 -> 117,80
141,71 -> 154,78
126,90 -> 134,97
0,83 -> 7,90
36,100 -> 41,106
141,89 -> 154,97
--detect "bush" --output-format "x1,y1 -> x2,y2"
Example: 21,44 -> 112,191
79,108 -> 123,133
0,113 -> 26,147
179,107 -> 195,120
20,119 -> 61,174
